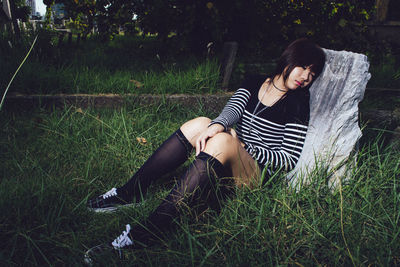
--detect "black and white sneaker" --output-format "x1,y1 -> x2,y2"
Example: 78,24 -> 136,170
84,243 -> 114,265
112,224 -> 134,254
87,188 -> 132,213
84,224 -> 134,265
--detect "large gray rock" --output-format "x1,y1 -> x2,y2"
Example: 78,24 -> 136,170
288,49 -> 371,189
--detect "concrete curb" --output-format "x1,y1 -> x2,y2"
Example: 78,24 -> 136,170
4,93 -> 234,114
3,91 -> 400,128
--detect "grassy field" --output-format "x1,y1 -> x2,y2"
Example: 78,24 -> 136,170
1,33 -> 399,97
0,35 -> 221,95
1,104 -> 399,266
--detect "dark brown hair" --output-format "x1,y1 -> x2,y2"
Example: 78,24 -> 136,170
273,38 -> 325,85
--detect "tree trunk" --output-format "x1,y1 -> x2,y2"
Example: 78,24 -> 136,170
57,32 -> 65,47
375,0 -> 390,22
68,32 -> 72,44
85,15 -> 95,40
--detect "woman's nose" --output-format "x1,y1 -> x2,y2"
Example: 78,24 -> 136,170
302,70 -> 310,81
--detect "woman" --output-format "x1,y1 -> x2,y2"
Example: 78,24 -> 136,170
85,38 -> 325,261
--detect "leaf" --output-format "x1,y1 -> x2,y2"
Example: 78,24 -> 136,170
76,107 -> 84,114
136,137 -> 147,145
129,80 -> 144,88
293,19 -> 301,25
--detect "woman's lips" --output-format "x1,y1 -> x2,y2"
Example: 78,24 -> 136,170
295,81 -> 302,86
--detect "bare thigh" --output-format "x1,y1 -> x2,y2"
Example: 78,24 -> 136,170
181,117 -> 261,188
230,131 -> 261,188
203,129 -> 261,188
180,117 -> 211,146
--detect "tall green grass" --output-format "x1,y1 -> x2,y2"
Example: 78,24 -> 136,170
0,35 -> 221,95
2,33 -> 400,97
0,35 -> 38,111
7,57 -> 220,95
1,104 -> 399,266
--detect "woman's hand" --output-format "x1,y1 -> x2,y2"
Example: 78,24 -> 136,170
195,123 -> 225,156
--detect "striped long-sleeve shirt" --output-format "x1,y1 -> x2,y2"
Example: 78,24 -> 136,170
210,76 -> 310,172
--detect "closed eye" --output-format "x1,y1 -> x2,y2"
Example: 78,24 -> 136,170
303,66 -> 316,78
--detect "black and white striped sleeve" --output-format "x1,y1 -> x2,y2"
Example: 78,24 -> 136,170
209,88 -> 251,130
246,122 -> 308,170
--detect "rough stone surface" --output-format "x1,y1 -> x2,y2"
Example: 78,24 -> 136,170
287,49 -> 371,189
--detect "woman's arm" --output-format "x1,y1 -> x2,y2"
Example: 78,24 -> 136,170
195,88 -> 251,155
209,88 -> 251,130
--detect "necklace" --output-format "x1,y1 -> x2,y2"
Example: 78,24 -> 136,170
248,83 -> 285,134
272,80 -> 288,92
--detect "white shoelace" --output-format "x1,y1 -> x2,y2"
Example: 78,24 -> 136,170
112,224 -> 133,249
102,188 -> 117,199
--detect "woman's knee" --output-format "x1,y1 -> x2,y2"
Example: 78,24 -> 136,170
204,132 -> 239,162
180,117 -> 211,143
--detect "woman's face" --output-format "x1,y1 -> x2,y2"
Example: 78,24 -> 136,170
285,66 -> 315,90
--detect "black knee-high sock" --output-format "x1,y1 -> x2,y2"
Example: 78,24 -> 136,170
129,152 -> 228,246
117,129 -> 193,202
